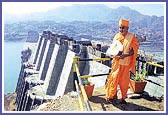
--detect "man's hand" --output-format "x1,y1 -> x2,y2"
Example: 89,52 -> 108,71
119,54 -> 126,59
117,48 -> 134,59
117,51 -> 123,56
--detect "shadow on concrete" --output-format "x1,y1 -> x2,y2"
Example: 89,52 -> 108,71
141,94 -> 163,102
89,95 -> 108,104
110,101 -> 156,111
89,95 -> 108,111
89,95 -> 157,111
129,92 -> 163,102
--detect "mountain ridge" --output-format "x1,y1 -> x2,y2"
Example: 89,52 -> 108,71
4,4 -> 164,46
4,4 -> 163,24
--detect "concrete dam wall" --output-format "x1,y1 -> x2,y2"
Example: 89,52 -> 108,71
15,31 -> 164,111
15,31 -> 111,111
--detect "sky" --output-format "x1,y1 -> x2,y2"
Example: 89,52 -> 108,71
2,2 -> 165,16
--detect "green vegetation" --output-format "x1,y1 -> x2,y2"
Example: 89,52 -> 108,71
131,69 -> 147,82
83,78 -> 90,86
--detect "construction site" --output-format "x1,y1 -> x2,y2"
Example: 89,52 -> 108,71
12,31 -> 164,112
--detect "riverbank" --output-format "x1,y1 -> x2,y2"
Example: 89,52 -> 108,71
4,93 -> 17,111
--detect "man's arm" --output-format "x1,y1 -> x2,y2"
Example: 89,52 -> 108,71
118,48 -> 134,59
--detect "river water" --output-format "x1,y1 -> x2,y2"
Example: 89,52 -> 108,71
4,41 -> 25,94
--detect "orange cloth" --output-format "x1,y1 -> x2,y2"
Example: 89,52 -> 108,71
119,19 -> 129,27
105,32 -> 139,99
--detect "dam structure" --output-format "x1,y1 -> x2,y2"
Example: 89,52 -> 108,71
15,31 -> 164,111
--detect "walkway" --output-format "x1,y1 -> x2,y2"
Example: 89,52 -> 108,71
88,86 -> 164,111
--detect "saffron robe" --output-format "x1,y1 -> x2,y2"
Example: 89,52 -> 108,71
105,32 -> 139,99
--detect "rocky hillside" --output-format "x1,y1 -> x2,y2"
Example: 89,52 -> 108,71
4,5 -> 164,43
4,93 -> 17,111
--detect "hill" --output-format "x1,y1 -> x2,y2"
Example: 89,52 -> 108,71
4,4 -> 164,53
4,4 -> 163,25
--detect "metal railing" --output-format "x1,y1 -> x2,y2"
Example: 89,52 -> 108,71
73,56 -> 112,111
73,56 -> 164,111
73,57 -> 92,111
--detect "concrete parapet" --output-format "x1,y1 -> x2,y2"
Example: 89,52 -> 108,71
55,50 -> 75,97
38,39 -> 56,80
35,37 -> 48,71
15,71 -> 27,107
82,53 -> 110,88
33,35 -> 43,64
144,75 -> 164,97
15,64 -> 26,93
44,44 -> 69,95
21,85 -> 47,111
16,81 -> 29,111
42,44 -> 59,95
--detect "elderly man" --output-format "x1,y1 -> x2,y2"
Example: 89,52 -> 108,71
105,19 -> 139,104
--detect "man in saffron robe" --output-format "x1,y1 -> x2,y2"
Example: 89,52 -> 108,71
105,19 -> 139,104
